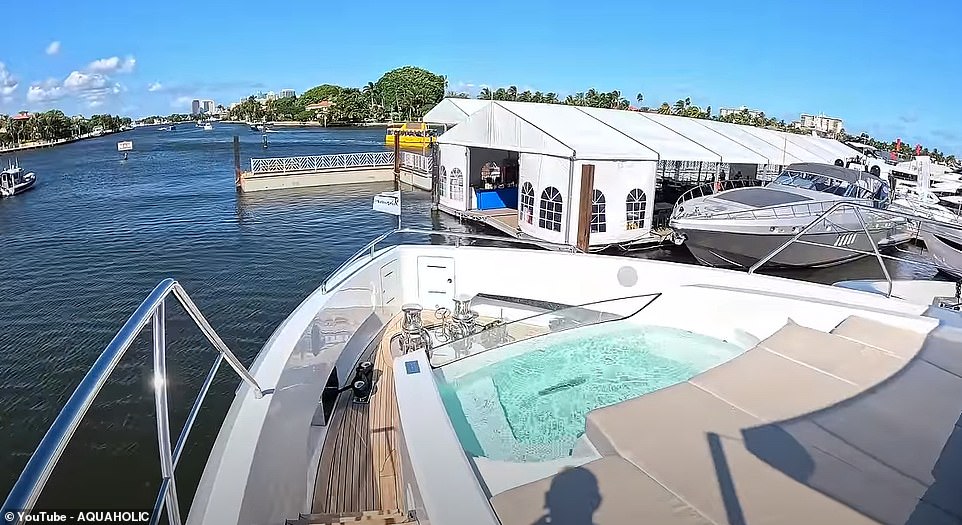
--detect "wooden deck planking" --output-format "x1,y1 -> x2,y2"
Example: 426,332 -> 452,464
314,314 -> 405,516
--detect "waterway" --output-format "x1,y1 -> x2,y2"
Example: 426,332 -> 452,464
0,124 -> 938,512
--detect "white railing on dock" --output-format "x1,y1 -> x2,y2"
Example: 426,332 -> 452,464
399,151 -> 433,173
250,152 -> 394,174
249,151 -> 433,175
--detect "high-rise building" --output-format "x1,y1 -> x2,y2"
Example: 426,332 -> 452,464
719,106 -> 763,119
794,113 -> 844,136
201,99 -> 215,114
191,99 -> 201,115
266,91 -> 277,102
280,89 -> 296,99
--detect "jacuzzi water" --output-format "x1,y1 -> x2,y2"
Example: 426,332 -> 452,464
437,322 -> 744,462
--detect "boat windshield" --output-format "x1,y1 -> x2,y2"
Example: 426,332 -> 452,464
771,169 -> 875,199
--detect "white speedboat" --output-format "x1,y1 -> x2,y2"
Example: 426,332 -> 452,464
0,163 -> 36,197
670,163 -> 903,268
5,227 -> 962,525
203,123 -> 213,131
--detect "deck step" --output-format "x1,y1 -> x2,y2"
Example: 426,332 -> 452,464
289,509 -> 409,524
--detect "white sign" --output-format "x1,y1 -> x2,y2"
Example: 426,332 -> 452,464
373,191 -> 401,216
117,140 -> 133,152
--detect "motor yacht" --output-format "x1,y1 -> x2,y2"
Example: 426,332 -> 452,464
670,163 -> 904,268
0,162 -> 36,197
4,227 -> 962,525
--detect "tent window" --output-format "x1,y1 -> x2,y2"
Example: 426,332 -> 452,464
438,166 -> 447,198
520,182 -> 535,224
626,189 -> 647,230
591,189 -> 606,233
539,186 -> 563,232
450,168 -> 464,202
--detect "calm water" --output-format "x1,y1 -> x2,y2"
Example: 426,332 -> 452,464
0,124 -> 936,512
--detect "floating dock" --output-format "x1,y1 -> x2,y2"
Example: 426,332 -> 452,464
235,150 -> 434,193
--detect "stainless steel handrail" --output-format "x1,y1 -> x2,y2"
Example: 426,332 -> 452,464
320,227 -> 577,294
2,279 -> 272,525
747,201 -> 962,297
672,179 -> 762,210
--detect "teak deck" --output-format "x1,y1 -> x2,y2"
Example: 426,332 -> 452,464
313,314 -> 405,515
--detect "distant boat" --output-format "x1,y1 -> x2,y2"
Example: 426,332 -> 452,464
0,162 -> 37,197
249,123 -> 259,131
203,123 -> 213,131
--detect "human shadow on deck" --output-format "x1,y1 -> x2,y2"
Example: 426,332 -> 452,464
531,467 -> 600,525
737,324 -> 962,525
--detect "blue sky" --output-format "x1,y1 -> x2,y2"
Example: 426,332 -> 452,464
1,0 -> 959,153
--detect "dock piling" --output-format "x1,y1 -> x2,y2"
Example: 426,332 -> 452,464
576,164 -> 596,253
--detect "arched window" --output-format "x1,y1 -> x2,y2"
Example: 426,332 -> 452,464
626,189 -> 647,230
539,186 -> 563,232
438,166 -> 447,198
591,189 -> 606,233
450,168 -> 464,202
520,182 -> 535,224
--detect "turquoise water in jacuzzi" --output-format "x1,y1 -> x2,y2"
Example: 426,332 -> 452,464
437,322 -> 744,461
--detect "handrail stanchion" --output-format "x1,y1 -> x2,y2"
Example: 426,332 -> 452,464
152,301 -> 183,525
2,279 -> 270,525
172,285 -> 266,398
853,208 -> 894,297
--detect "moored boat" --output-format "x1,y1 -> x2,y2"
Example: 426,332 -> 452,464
670,163 -> 904,268
0,162 -> 36,197
385,122 -> 436,146
5,225 -> 962,525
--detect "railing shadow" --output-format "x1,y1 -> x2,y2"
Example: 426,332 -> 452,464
531,467 -> 600,525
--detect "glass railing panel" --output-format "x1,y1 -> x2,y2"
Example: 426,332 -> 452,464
427,294 -> 661,368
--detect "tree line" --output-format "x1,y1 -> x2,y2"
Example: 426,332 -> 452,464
226,66 -> 446,125
0,111 -> 132,147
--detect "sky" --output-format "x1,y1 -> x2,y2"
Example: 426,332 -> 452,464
1,0 -> 959,153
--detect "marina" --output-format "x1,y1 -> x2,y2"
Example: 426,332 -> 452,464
2,121 -> 962,525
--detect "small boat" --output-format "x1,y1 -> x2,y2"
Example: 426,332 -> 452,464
0,162 -> 37,197
203,123 -> 213,131
249,123 -> 259,131
671,163 -> 903,268
385,122 -> 436,146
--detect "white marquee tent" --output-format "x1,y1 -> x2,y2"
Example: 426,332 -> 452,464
421,98 -> 490,126
433,99 -> 861,249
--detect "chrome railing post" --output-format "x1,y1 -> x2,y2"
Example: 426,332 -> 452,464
853,207 -> 894,297
171,285 -> 267,398
152,301 -> 183,525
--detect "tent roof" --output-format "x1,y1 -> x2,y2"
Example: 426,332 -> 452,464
693,120 -> 807,165
422,98 -> 490,125
637,113 -> 769,164
438,101 -> 660,160
576,107 -> 721,162
436,100 -> 861,166
735,126 -> 830,164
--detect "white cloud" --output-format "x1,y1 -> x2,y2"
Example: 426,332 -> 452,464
28,71 -> 122,107
147,81 -> 163,92
88,55 -> 136,75
0,62 -> 19,96
171,95 -> 194,109
46,41 -> 61,55
27,80 -> 63,103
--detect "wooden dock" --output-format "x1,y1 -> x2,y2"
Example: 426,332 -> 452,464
311,314 -> 409,523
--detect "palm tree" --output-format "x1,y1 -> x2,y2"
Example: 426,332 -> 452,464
636,93 -> 644,105
507,85 -> 518,101
658,102 -> 672,114
478,87 -> 492,100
